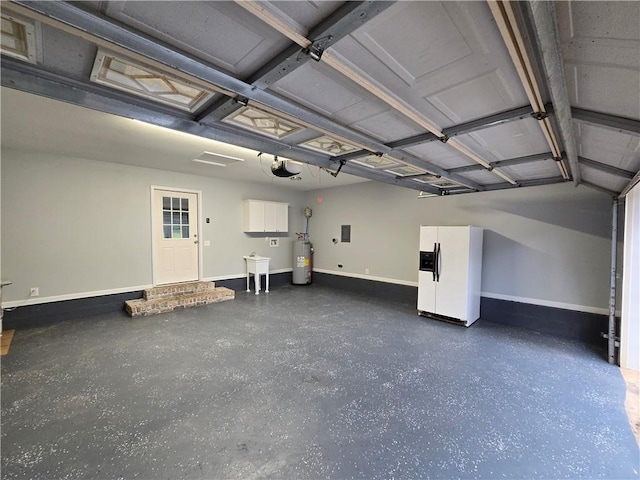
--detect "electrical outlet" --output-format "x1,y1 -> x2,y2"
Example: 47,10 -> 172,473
29,287 -> 39,297
365,268 -> 369,275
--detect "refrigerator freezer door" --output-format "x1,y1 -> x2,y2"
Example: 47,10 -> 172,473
419,226 -> 438,251
418,226 -> 439,313
417,270 -> 436,313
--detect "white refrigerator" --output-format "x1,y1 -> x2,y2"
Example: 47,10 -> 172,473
418,226 -> 483,326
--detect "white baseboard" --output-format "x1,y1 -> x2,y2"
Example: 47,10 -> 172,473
2,284 -> 153,309
312,268 -> 418,287
201,267 -> 293,282
2,269 -> 295,309
313,269 -> 611,315
480,291 -> 613,316
3,269 -> 613,317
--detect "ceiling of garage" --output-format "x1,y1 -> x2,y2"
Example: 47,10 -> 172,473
1,1 -> 638,196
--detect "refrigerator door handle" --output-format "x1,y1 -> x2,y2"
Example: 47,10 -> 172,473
436,243 -> 442,282
432,243 -> 437,281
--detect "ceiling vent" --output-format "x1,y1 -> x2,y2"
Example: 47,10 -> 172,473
90,49 -> 216,112
0,14 -> 36,63
192,151 -> 244,167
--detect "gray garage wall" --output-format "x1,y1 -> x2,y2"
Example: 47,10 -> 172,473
303,180 -> 613,314
1,147 -> 615,315
1,149 -> 305,305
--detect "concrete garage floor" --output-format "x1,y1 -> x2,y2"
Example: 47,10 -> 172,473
1,285 -> 638,479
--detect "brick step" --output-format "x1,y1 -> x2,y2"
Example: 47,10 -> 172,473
143,281 -> 216,300
125,287 -> 235,317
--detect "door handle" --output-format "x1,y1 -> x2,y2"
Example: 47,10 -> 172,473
436,243 -> 442,282
194,240 -> 199,244
432,242 -> 437,281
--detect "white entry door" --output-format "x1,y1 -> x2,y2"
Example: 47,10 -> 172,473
152,188 -> 199,285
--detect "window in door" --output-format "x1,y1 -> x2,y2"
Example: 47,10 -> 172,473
162,196 -> 190,239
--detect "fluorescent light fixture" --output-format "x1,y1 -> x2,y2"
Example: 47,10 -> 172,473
299,135 -> 360,156
90,49 -> 216,112
1,14 -> 36,63
192,151 -> 244,167
223,106 -> 304,139
418,191 -> 439,199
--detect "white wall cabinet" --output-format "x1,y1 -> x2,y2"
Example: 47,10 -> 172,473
243,200 -> 288,233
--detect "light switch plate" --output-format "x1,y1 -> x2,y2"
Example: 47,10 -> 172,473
204,240 -> 211,247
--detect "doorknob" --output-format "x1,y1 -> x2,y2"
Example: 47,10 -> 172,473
194,240 -> 199,244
